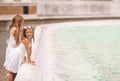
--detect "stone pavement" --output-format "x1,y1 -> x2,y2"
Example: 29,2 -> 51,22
0,67 -> 8,81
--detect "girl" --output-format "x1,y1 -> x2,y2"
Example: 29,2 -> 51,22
14,26 -> 42,81
3,15 -> 24,81
4,26 -> 35,81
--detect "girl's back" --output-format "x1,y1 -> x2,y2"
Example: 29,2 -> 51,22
6,27 -> 17,55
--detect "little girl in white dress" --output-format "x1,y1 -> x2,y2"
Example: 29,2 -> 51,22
14,26 -> 43,81
4,15 -> 24,67
3,15 -> 24,81
4,26 -> 35,74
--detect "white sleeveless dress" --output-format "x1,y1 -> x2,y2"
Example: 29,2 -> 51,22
4,43 -> 27,73
3,27 -> 17,67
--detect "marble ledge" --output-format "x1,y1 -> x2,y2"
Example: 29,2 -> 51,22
1,14 -> 120,21
0,2 -> 36,6
0,14 -> 39,21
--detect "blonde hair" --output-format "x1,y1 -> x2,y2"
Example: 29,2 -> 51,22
10,15 -> 24,29
8,15 -> 24,45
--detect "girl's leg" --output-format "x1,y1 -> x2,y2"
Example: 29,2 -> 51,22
8,71 -> 16,81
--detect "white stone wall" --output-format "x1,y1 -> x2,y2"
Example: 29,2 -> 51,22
37,0 -> 120,19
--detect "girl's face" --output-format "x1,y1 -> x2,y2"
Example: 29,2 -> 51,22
25,28 -> 33,39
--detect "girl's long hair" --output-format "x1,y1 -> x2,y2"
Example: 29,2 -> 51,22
8,15 -> 24,44
10,15 -> 24,29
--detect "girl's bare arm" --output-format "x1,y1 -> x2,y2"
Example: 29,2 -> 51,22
22,39 -> 35,65
14,27 -> 20,45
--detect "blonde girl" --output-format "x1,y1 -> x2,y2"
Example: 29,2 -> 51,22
4,15 -> 24,81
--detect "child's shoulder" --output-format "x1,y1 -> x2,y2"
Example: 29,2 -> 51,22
10,27 -> 17,33
11,27 -> 16,31
22,38 -> 29,44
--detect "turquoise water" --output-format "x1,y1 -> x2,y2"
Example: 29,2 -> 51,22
52,24 -> 120,81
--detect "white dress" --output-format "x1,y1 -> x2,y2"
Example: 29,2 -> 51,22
3,27 -> 17,67
4,43 -> 27,73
